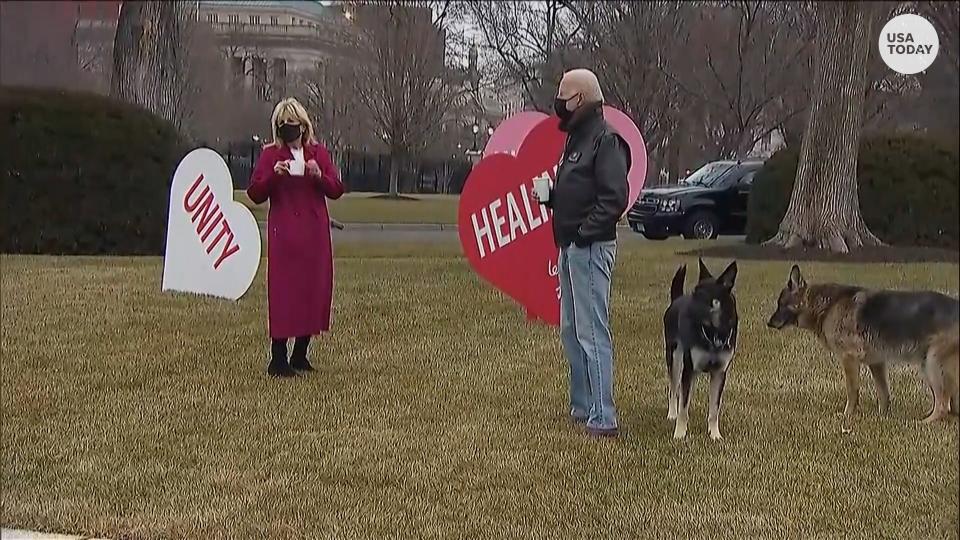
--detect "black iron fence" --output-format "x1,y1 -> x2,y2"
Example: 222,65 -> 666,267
220,142 -> 260,190
217,142 -> 472,194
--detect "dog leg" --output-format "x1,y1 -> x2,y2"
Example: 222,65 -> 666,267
667,345 -> 681,421
674,350 -> 695,440
920,367 -> 935,418
951,359 -> 960,416
869,363 -> 891,415
921,352 -> 950,423
947,352 -> 959,417
707,369 -> 727,441
840,355 -> 860,418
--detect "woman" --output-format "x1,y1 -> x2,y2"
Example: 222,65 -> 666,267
248,98 -> 344,377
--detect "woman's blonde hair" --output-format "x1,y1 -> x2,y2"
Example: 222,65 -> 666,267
269,97 -> 316,146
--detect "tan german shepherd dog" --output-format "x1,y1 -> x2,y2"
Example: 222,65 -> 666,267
767,265 -> 959,423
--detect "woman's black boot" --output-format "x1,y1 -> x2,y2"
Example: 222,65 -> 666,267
289,336 -> 314,372
267,339 -> 297,378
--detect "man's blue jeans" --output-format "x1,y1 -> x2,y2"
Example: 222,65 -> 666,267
558,240 -> 618,431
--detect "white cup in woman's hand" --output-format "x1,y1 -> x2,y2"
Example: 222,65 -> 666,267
289,159 -> 305,176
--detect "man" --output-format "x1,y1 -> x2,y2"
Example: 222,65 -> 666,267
537,69 -> 630,438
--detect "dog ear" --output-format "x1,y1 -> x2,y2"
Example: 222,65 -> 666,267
697,258 -> 713,282
788,264 -> 806,291
717,261 -> 737,290
670,265 -> 687,301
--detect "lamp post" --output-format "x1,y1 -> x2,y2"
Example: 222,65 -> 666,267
250,135 -> 261,178
471,123 -> 479,151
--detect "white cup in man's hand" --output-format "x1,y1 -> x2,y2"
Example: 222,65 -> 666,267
289,159 -> 305,176
533,176 -> 551,203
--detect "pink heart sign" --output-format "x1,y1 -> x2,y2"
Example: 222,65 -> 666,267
483,111 -> 549,158
459,108 -> 647,326
602,105 -> 648,215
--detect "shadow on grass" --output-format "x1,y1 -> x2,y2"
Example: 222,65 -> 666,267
369,194 -> 422,202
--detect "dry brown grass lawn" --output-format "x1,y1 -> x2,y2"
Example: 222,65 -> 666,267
1,240 -> 958,539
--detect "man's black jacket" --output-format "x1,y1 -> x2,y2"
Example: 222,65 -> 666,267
545,105 -> 630,248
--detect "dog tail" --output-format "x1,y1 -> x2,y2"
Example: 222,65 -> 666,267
671,265 -> 686,301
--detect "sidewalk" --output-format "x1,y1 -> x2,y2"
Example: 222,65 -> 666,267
0,530 -> 108,540
331,223 -> 631,231
337,222 -> 459,231
258,220 -> 457,231
260,222 -> 630,231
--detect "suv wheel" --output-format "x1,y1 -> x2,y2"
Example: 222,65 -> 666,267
683,210 -> 720,240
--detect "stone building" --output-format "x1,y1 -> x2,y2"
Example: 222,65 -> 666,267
198,1 -> 352,103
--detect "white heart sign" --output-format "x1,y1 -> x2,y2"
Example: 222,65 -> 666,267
161,148 -> 261,300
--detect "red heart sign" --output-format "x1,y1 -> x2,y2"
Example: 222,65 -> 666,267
458,117 -> 566,325
460,109 -> 648,326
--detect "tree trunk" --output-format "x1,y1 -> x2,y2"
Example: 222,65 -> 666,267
112,1 -> 191,130
388,152 -> 401,197
766,1 -> 882,253
666,136 -> 681,185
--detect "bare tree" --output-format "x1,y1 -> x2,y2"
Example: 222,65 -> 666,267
347,1 -> 465,197
468,0 -> 582,111
767,1 -> 884,252
655,1 -> 814,159
478,1 -> 814,181
469,0 -> 695,182
297,58 -> 368,151
563,1 -> 699,184
111,8 -> 259,143
802,2 -> 957,140
112,1 -> 195,130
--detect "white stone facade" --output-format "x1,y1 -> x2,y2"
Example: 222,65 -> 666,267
199,1 -> 350,101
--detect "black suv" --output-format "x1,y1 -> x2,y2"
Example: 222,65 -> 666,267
627,160 -> 763,240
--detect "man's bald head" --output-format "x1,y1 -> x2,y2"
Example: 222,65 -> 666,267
557,68 -> 604,104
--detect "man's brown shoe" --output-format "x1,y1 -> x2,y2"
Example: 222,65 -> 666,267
586,427 -> 619,439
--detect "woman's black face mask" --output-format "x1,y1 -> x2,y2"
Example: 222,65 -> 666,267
278,123 -> 302,143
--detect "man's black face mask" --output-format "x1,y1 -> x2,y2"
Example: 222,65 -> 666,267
554,94 -> 580,131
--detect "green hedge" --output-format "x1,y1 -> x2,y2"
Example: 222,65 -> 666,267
1,87 -> 185,255
747,135 -> 959,249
